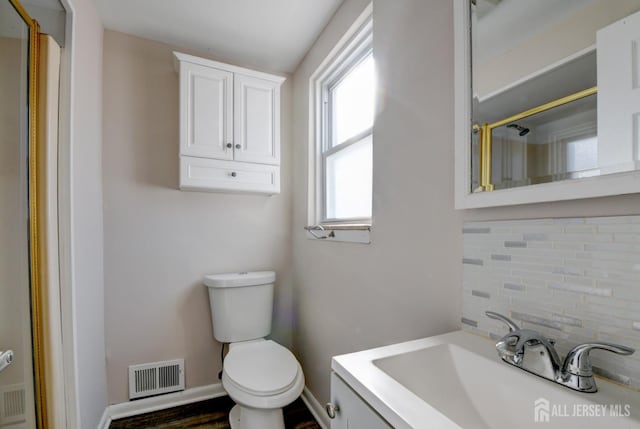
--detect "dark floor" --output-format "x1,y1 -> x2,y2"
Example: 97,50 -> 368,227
109,396 -> 321,429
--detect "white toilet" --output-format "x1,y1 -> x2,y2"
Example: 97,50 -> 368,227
204,271 -> 304,429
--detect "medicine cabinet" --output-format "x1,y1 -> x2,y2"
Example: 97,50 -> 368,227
454,1 -> 640,208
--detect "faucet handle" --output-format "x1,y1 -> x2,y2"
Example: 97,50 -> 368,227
563,342 -> 635,377
485,311 -> 520,332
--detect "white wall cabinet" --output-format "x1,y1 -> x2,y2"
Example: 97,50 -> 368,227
174,52 -> 285,194
329,373 -> 392,429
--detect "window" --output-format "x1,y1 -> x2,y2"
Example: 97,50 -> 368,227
308,5 -> 373,242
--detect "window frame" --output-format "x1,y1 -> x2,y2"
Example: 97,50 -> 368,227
308,4 -> 373,238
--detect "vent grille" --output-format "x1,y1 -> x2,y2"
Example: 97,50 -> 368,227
0,384 -> 26,424
128,359 -> 184,400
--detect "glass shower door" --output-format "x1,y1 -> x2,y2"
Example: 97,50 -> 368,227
0,1 -> 37,426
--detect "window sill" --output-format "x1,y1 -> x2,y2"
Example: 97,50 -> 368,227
304,224 -> 371,244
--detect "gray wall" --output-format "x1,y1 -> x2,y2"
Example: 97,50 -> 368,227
291,0 -> 462,403
102,30 -> 294,404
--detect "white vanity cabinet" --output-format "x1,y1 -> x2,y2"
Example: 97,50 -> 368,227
329,373 -> 392,429
174,52 -> 285,194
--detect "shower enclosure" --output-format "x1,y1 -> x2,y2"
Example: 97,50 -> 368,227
1,0 -> 54,426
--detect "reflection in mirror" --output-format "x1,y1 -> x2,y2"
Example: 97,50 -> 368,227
0,0 -> 36,426
488,91 -> 598,190
470,0 -> 640,193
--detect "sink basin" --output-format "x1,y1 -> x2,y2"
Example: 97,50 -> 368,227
332,331 -> 640,429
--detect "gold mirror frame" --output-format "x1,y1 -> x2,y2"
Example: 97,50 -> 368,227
8,0 -> 48,427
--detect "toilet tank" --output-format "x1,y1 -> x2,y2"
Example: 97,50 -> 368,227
204,271 -> 275,343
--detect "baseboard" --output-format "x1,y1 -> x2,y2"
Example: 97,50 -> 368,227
99,383 -> 226,429
301,386 -> 330,429
99,383 -> 328,429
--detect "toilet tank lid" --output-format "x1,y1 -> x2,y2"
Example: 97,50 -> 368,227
204,271 -> 276,288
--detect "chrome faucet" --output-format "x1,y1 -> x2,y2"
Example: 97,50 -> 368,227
485,311 -> 635,393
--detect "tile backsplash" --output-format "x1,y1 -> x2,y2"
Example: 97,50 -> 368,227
462,215 -> 640,389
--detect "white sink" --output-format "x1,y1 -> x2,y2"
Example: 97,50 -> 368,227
332,331 -> 640,429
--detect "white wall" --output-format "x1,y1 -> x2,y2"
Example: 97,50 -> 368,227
101,30 -> 294,404
291,0 -> 462,403
58,0 -> 107,426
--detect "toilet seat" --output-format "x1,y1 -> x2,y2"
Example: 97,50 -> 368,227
224,340 -> 300,397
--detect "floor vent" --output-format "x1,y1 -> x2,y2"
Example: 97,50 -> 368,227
128,359 -> 185,400
0,384 -> 26,425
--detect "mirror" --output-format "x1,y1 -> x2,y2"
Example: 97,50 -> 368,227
457,0 -> 640,205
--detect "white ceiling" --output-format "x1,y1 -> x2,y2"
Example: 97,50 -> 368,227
94,0 -> 345,74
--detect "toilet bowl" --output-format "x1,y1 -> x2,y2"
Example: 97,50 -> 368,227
222,339 -> 304,429
204,271 -> 305,429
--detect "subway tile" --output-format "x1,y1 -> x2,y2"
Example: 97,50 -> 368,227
584,268 -> 639,282
551,314 -> 582,327
586,216 -> 636,224
549,282 -> 612,297
563,225 -> 597,234
526,241 -> 554,249
505,241 -> 527,248
504,282 -> 525,291
510,224 -> 562,232
592,367 -> 631,385
511,311 -> 563,330
552,266 -> 583,276
511,270 -> 564,283
585,242 -> 640,253
560,276 -> 594,287
596,223 -> 640,232
521,277 -> 546,288
461,317 -> 478,328
547,233 -> 614,243
509,247 -> 578,259
552,218 -> 585,225
613,233 -> 640,243
578,250 -> 640,262
511,255 -> 559,266
471,290 -> 491,299
553,242 -> 584,251
523,232 -> 547,241
568,258 -> 636,273
462,227 -> 491,234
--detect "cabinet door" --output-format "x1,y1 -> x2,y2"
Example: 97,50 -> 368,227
330,373 -> 392,429
180,61 -> 233,159
597,10 -> 640,174
233,73 -> 280,165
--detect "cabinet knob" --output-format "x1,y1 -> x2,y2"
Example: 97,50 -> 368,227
230,172 -> 237,177
325,402 -> 339,419
226,142 -> 232,149
235,144 -> 241,149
